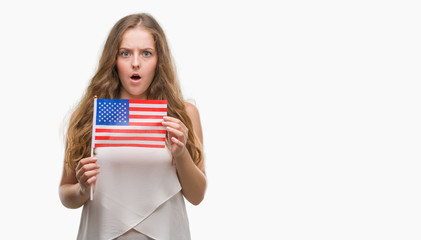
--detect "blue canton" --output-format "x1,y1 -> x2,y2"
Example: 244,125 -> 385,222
96,99 -> 130,126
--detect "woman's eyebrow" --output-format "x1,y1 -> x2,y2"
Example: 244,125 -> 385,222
119,47 -> 155,51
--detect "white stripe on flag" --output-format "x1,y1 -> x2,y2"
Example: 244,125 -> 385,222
95,125 -> 166,130
95,132 -> 166,138
129,111 -> 167,116
130,103 -> 167,108
129,119 -> 164,123
94,140 -> 166,145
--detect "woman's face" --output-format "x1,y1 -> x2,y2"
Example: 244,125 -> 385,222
117,27 -> 158,99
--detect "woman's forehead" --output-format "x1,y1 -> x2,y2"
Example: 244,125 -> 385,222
120,28 -> 155,49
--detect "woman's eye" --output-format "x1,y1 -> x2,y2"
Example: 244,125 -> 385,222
120,51 -> 130,57
143,51 -> 152,57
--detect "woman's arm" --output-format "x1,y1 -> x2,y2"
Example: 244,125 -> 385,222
59,157 -> 100,209
162,102 -> 207,205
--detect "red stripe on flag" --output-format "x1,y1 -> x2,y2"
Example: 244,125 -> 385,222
95,144 -> 165,148
129,122 -> 163,126
129,115 -> 165,119
129,107 -> 167,112
95,136 -> 166,141
95,129 -> 166,134
129,99 -> 167,104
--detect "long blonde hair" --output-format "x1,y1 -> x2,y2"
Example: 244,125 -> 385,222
64,13 -> 203,172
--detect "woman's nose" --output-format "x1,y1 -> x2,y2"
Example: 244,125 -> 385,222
132,55 -> 140,69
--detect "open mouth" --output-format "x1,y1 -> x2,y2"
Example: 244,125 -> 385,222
130,74 -> 141,80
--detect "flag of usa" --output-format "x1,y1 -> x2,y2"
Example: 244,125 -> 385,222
92,99 -> 167,148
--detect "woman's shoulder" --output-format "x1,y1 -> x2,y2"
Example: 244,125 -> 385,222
183,101 -> 203,142
184,101 -> 202,128
184,101 -> 199,118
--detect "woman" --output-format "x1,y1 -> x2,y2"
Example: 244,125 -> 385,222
59,13 -> 206,240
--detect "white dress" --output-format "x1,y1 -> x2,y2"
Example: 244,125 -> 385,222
76,147 -> 191,240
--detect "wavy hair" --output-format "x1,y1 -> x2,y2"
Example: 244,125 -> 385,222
64,13 -> 203,172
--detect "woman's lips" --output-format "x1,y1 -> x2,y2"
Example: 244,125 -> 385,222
130,74 -> 141,83
131,74 -> 141,80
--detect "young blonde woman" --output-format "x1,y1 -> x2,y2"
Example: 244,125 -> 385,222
59,13 -> 206,240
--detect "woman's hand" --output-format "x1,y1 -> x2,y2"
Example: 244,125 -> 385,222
75,157 -> 100,195
162,116 -> 188,159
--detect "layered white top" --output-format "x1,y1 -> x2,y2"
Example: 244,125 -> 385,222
77,147 -> 190,240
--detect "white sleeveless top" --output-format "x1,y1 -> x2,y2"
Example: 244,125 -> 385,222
76,147 -> 191,240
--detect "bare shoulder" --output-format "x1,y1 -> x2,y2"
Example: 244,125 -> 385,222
184,101 -> 203,142
184,102 -> 200,119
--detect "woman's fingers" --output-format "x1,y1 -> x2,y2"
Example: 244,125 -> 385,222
166,126 -> 183,138
76,157 -> 100,187
162,117 -> 188,144
163,116 -> 189,158
171,136 -> 185,148
162,117 -> 188,131
162,116 -> 181,123
162,121 -> 184,131
76,157 -> 98,171
79,169 -> 100,184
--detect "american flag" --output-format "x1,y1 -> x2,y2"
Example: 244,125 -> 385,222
92,99 -> 167,148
